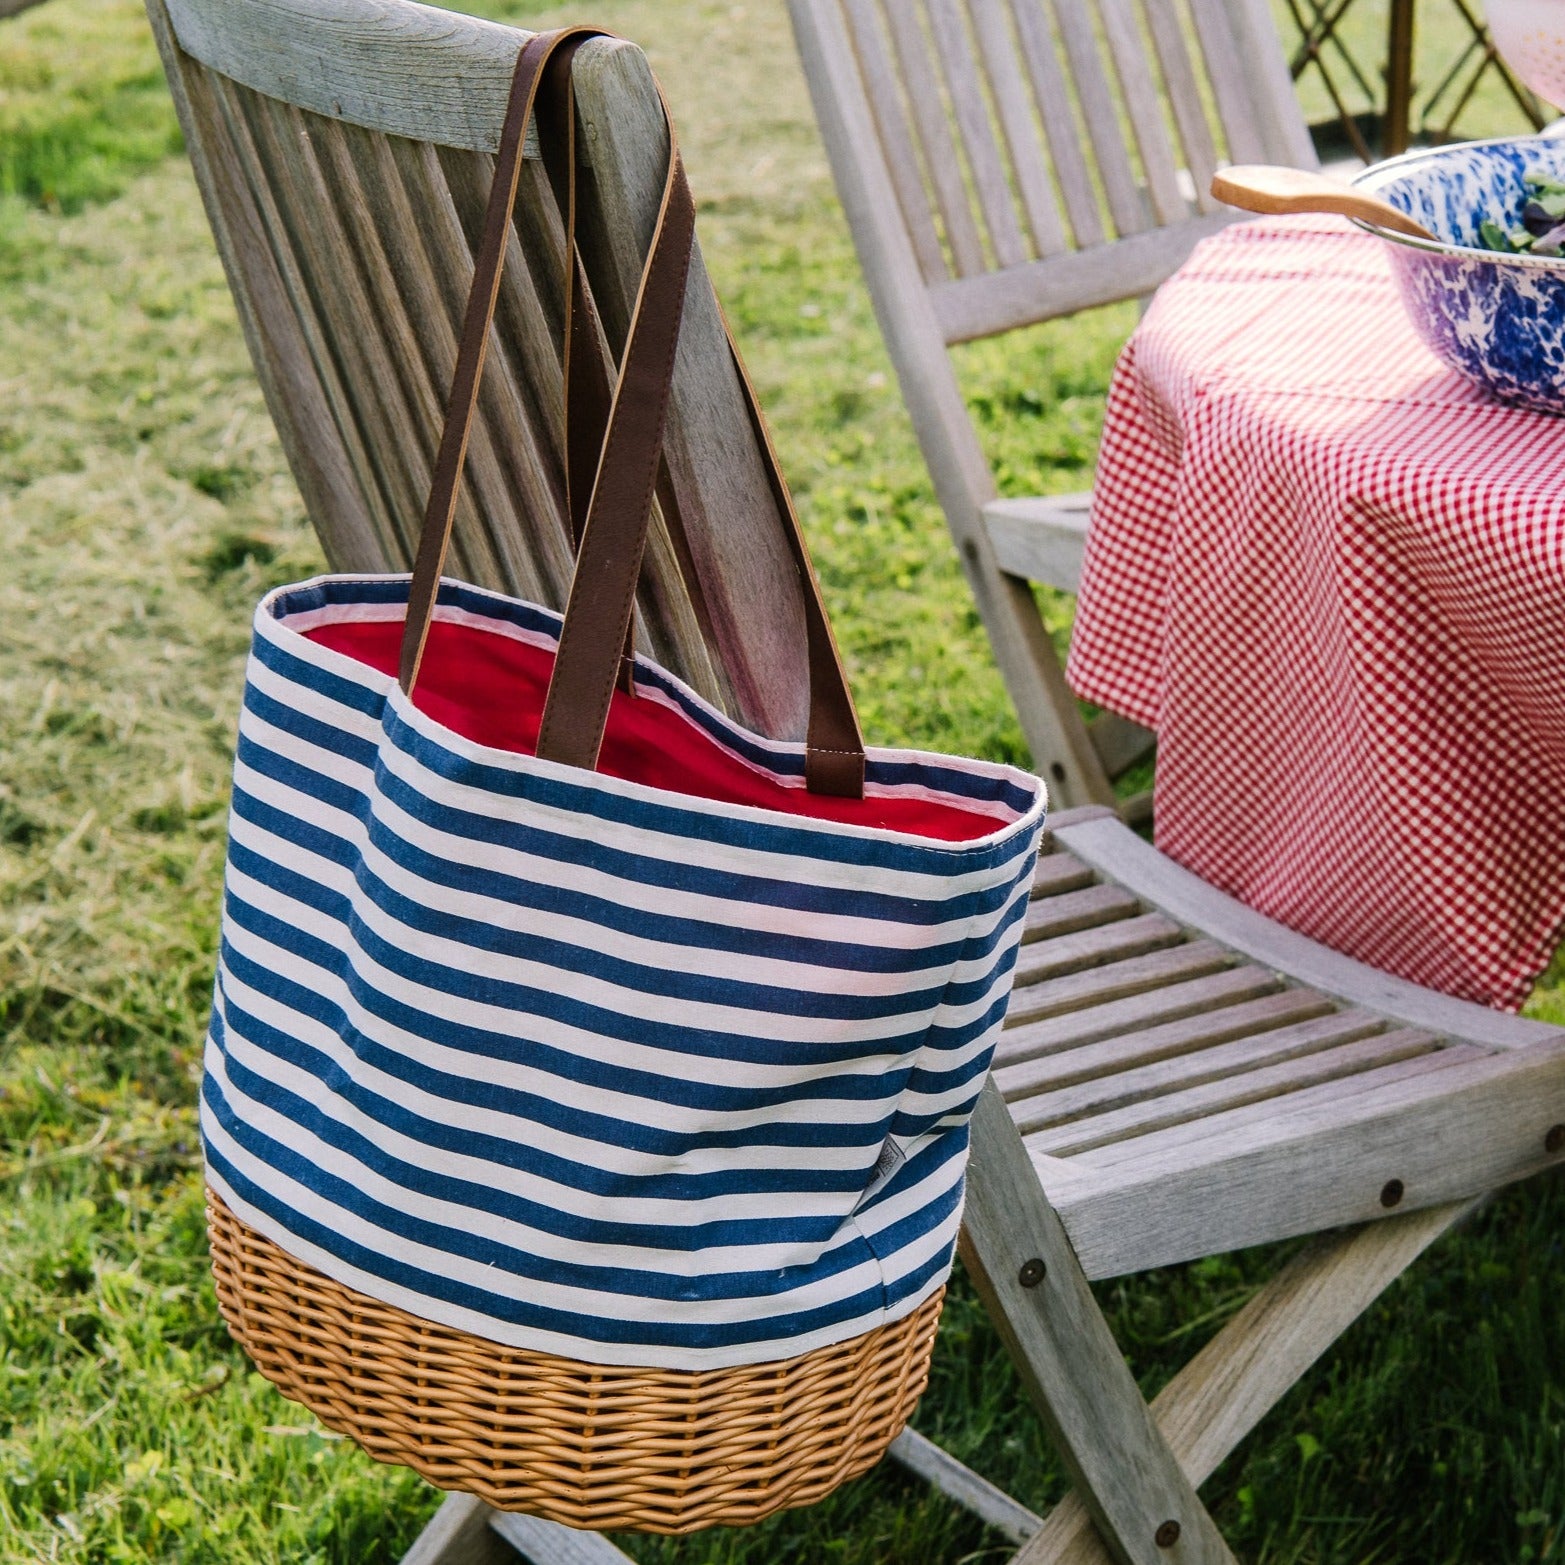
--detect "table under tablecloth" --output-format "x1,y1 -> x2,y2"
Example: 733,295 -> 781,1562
1067,215 -> 1565,1010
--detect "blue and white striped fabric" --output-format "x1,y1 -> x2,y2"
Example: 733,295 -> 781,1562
202,575 -> 1047,1370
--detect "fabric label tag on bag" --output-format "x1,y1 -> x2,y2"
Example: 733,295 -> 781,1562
857,1134 -> 913,1211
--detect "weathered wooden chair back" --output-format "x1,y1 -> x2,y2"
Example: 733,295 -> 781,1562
791,0 -> 1317,808
831,0 -> 1316,336
147,12 -> 1565,1563
147,0 -> 820,748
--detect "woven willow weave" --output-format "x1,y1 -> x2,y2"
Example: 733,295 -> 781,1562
207,1190 -> 943,1532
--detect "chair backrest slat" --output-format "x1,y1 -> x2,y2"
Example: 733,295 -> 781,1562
329,116 -> 565,604
354,125 -> 579,607
925,0 -> 1031,270
844,0 -> 951,281
183,54 -> 393,571
152,0 -> 826,739
1221,0 -> 1320,169
1007,0 -> 1106,249
249,87 -> 504,590
1096,0 -> 1188,227
1139,0 -> 1222,214
418,141 -> 580,583
250,85 -> 446,567
814,0 -> 1318,335
1184,0 -> 1266,166
880,0 -> 990,275
1044,0 -> 1150,238
967,0 -> 1069,257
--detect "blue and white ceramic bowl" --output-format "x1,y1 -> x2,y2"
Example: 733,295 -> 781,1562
1351,136 -> 1565,414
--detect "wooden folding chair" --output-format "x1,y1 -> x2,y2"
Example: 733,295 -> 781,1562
149,3 -> 1565,1563
782,4 -> 1565,1562
143,4 -> 858,1556
789,0 -> 1318,814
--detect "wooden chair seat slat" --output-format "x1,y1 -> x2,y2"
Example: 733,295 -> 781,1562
996,987 -> 1343,1108
1049,1044 -> 1506,1281
1022,882 -> 1141,942
1029,848 -> 1097,897
1013,826 -> 1530,1197
1005,938 -> 1237,1028
1071,1045 -> 1493,1180
1033,1027 -> 1441,1156
1055,813 -> 1556,1051
1002,818 -> 1561,1286
1052,1033 -> 1565,1284
995,964 -> 1282,1069
1012,912 -> 1185,987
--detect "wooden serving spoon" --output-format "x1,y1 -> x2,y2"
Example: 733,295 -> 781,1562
1211,165 -> 1438,241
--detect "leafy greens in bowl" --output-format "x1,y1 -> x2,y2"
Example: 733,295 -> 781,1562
1350,137 -> 1565,414
1477,172 -> 1565,256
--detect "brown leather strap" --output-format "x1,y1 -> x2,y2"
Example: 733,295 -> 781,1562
535,51 -> 637,695
532,98 -> 697,771
534,61 -> 714,698
400,27 -> 602,692
400,29 -> 865,797
719,303 -> 866,797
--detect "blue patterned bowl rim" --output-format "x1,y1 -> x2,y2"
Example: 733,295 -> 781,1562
1348,135 -> 1565,270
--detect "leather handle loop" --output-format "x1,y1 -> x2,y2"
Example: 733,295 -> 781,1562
399,28 -> 865,798
534,124 -> 696,771
721,306 -> 866,798
399,26 -> 602,693
535,48 -> 638,693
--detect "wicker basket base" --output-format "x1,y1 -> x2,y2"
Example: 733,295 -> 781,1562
206,1189 -> 942,1533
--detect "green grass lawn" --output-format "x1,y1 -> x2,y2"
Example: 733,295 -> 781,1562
0,1 -> 1562,1561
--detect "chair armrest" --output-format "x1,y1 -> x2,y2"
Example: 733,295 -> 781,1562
982,492 -> 1091,593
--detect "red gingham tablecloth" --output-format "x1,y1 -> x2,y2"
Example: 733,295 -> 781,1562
1067,216 -> 1565,1011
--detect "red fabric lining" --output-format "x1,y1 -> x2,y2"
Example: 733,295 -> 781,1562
306,619 -> 1003,842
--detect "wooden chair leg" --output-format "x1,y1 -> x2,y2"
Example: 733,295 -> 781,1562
487,1513 -> 635,1562
986,1173 -> 1477,1564
398,1494 -> 636,1565
399,1494 -> 515,1565
890,1426 -> 1044,1545
962,1082 -> 1238,1565
1147,1198 -> 1475,1483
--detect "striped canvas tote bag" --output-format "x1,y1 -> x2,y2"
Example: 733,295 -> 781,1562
200,28 -> 1046,1511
